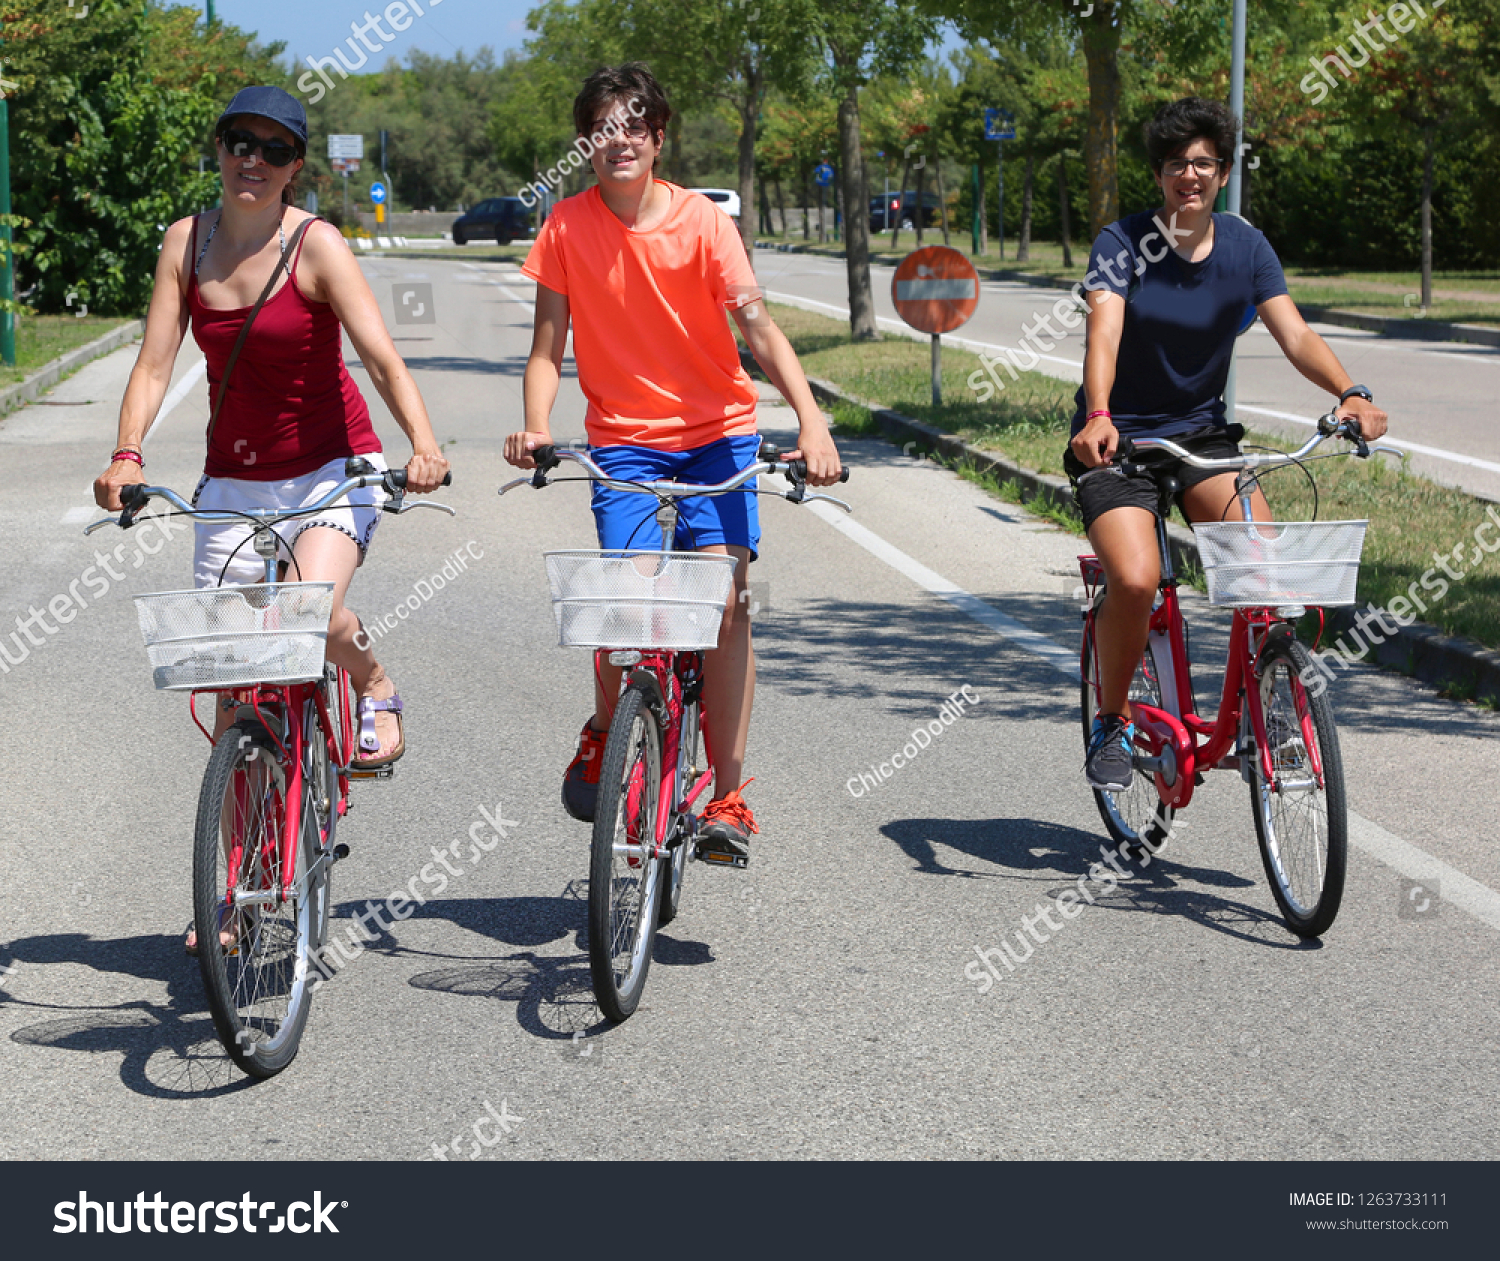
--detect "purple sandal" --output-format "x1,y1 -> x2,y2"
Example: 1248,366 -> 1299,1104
357,692 -> 405,769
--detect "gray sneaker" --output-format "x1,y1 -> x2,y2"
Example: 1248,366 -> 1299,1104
1086,714 -> 1135,791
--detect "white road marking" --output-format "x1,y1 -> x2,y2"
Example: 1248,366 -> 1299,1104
462,261 -> 535,315
1235,404 -> 1500,476
805,497 -> 1500,933
60,506 -> 96,525
144,357 -> 206,443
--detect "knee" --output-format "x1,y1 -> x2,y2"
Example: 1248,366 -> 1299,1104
1104,569 -> 1159,612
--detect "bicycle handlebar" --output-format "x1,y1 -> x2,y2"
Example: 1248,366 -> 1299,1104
86,457 -> 454,536
499,441 -> 852,512
1106,413 -> 1402,478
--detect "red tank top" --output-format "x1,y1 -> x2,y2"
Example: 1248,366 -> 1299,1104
188,214 -> 381,480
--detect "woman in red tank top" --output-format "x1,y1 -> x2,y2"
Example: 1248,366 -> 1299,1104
95,87 -> 448,791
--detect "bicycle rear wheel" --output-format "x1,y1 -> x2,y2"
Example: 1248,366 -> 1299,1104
589,682 -> 665,1022
1248,635 -> 1348,937
658,697 -> 700,929
193,719 -> 318,1078
1080,614 -> 1176,855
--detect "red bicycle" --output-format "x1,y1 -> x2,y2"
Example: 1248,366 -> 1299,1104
502,442 -> 850,1021
88,459 -> 452,1076
1079,416 -> 1393,937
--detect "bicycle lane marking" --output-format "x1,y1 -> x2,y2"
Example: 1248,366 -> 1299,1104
144,356 -> 207,444
804,499 -> 1500,935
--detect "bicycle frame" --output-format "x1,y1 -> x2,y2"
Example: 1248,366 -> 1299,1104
1081,526 -> 1322,814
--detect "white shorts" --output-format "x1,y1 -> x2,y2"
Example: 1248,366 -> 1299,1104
192,454 -> 388,588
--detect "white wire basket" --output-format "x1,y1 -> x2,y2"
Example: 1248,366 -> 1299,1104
133,582 -> 335,691
1192,520 -> 1368,607
544,550 -> 737,650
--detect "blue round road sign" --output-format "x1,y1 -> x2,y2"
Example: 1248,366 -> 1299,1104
814,163 -> 834,187
369,182 -> 387,205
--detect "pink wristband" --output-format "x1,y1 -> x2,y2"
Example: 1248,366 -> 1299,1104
111,449 -> 144,467
1086,409 -> 1111,422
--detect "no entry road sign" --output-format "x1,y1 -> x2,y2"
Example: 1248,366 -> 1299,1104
892,246 -> 980,335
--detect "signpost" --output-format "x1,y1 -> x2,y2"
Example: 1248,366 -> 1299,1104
983,109 -> 1015,261
370,180 -> 386,227
814,161 -> 833,244
892,246 -> 980,405
328,135 -> 364,226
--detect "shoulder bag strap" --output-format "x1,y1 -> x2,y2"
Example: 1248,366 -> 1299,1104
204,214 -> 320,449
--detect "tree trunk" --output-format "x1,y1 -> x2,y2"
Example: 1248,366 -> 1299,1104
669,114 -> 682,184
1421,126 -> 1434,309
935,158 -> 950,246
1017,153 -> 1035,262
1058,154 -> 1074,269
890,153 -> 911,251
774,172 -> 786,238
913,157 -> 926,248
977,155 -> 987,255
1080,5 -> 1121,243
837,84 -> 878,341
735,66 -> 761,262
802,168 -> 811,239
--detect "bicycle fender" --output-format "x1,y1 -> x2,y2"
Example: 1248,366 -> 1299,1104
1253,622 -> 1298,674
626,668 -> 668,725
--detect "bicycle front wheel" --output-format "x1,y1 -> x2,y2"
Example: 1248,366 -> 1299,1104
589,683 -> 665,1022
193,719 -> 318,1078
1248,634 -> 1348,937
1080,615 -> 1176,855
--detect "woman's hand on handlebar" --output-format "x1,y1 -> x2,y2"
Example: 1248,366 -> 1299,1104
94,458 -> 146,512
404,449 -> 451,494
1337,395 -> 1388,443
1070,414 -> 1120,469
504,429 -> 553,470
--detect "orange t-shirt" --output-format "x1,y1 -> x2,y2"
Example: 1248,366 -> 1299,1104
521,182 -> 760,450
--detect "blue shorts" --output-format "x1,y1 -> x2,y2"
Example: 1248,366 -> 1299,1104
589,435 -> 762,559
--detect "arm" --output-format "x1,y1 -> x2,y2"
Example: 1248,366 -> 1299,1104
1070,290 -> 1126,468
731,300 -> 841,485
505,284 -> 569,468
93,218 -> 192,510
300,221 -> 449,492
1257,294 -> 1388,439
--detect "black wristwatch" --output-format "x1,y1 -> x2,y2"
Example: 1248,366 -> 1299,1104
1338,384 -> 1373,404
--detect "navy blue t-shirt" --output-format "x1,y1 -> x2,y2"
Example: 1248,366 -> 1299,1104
1071,211 -> 1288,438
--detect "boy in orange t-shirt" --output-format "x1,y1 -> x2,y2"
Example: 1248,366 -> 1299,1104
504,62 -> 841,863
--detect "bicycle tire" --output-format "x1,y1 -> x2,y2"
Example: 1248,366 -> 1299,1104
303,678 -> 342,952
588,683 -> 665,1022
658,698 -> 700,928
1248,634 -> 1348,937
193,719 -> 318,1078
1080,614 -> 1176,855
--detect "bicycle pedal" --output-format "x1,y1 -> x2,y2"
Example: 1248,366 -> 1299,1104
695,843 -> 748,870
347,763 -> 395,781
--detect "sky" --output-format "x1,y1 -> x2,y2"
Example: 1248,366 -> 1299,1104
210,0 -> 963,76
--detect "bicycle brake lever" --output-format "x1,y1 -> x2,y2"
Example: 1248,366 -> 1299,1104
498,476 -> 532,494
799,491 -> 852,513
83,517 -> 117,536
390,500 -> 457,517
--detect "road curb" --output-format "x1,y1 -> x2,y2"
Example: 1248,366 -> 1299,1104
0,319 -> 145,419
754,240 -> 1499,348
742,346 -> 1500,705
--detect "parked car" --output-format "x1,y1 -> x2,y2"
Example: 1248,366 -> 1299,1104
451,197 -> 533,245
869,191 -> 942,232
688,188 -> 741,220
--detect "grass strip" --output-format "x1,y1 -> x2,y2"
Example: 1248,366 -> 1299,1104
0,315 -> 133,390
751,300 -> 1500,651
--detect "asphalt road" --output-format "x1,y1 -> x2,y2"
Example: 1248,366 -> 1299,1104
0,254 -> 1496,1161
750,246 -> 1500,503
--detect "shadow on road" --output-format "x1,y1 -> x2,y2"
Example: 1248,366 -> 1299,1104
881,815 -> 1313,950
3,932 -> 256,1098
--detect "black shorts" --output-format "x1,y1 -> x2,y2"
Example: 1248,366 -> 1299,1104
1063,428 -> 1244,533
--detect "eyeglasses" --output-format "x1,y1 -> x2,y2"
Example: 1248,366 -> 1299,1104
219,127 -> 301,168
1161,157 -> 1225,178
588,119 -> 653,144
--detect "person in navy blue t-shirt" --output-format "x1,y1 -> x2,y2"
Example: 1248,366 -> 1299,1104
1068,97 -> 1388,794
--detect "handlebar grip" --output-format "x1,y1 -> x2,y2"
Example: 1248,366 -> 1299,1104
531,444 -> 560,471
784,460 -> 851,484
119,482 -> 147,528
385,469 -> 454,491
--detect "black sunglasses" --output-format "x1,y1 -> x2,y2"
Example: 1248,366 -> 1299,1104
219,127 -> 300,168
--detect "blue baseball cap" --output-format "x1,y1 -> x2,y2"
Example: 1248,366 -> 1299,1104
216,85 -> 308,150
